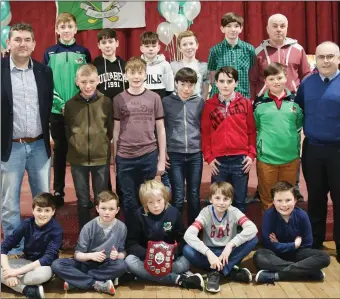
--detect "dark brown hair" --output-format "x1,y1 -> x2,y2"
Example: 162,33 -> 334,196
140,31 -> 159,45
215,66 -> 238,82
264,62 -> 287,78
270,181 -> 297,200
175,67 -> 198,84
221,12 -> 244,27
9,23 -> 35,40
97,28 -> 117,43
32,193 -> 56,210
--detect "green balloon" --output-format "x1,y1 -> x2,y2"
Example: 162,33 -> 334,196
1,2 -> 11,21
1,26 -> 10,49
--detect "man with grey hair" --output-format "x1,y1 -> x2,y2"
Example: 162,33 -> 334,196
295,41 -> 340,263
1,23 -> 54,254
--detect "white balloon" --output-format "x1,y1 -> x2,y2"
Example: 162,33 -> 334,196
156,22 -> 174,46
160,1 -> 179,23
183,1 -> 201,21
1,11 -> 12,27
169,14 -> 188,35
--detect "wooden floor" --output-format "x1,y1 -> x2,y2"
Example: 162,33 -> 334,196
2,242 -> 339,298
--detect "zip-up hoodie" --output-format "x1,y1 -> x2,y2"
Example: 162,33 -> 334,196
201,92 -> 257,164
43,40 -> 91,114
162,93 -> 205,154
93,55 -> 128,100
143,54 -> 174,98
249,38 -> 311,100
64,91 -> 113,166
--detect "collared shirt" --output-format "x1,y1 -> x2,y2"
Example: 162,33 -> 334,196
10,56 -> 42,138
218,92 -> 236,111
268,90 -> 287,109
208,39 -> 255,98
319,69 -> 340,82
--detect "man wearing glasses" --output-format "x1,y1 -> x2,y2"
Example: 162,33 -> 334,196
295,41 -> 340,263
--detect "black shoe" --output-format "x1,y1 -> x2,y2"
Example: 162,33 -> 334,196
255,270 -> 276,285
229,266 -> 252,283
206,271 -> 221,293
178,273 -> 204,290
53,192 -> 64,208
23,285 -> 45,299
312,242 -> 323,249
113,272 -> 137,286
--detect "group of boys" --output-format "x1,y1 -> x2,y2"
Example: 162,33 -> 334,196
1,8 -> 339,299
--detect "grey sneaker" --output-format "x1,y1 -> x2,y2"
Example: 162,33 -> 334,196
206,271 -> 221,293
93,280 -> 115,295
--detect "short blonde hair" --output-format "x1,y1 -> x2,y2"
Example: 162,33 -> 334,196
209,182 -> 234,201
177,30 -> 198,47
125,56 -> 147,73
56,12 -> 77,28
76,64 -> 98,78
95,190 -> 120,207
139,179 -> 170,213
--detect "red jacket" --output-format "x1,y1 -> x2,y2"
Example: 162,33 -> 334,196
201,93 -> 256,164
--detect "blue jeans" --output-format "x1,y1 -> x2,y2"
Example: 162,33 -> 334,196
168,152 -> 203,225
116,150 -> 158,226
183,237 -> 258,276
71,164 -> 109,231
211,155 -> 248,212
52,258 -> 127,290
125,254 -> 190,285
1,139 -> 51,254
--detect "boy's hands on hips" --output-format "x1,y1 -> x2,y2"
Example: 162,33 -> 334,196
209,159 -> 221,176
242,156 -> 253,173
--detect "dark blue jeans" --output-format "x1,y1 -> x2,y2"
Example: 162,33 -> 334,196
51,258 -> 127,289
211,155 -> 248,212
167,152 -> 203,226
116,150 -> 158,226
183,237 -> 258,276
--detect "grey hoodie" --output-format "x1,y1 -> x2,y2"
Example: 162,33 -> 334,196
162,92 -> 204,154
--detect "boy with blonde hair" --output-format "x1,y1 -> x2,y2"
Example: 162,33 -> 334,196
113,57 -> 166,227
1,193 -> 63,299
43,12 -> 91,207
171,30 -> 209,100
125,180 -> 204,290
52,190 -> 127,296
64,64 -> 113,231
184,182 -> 258,293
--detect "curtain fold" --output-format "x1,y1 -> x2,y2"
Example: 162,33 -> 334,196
10,1 -> 339,62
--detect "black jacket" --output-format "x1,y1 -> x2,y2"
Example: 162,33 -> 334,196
1,57 -> 54,162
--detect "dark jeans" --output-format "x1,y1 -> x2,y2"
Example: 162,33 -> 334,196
302,139 -> 340,246
211,155 -> 248,212
253,248 -> 330,280
71,164 -> 109,231
52,258 -> 127,289
167,152 -> 203,225
50,113 -> 68,196
183,237 -> 258,276
116,150 -> 158,226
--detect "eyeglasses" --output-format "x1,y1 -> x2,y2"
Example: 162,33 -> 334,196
316,54 -> 337,61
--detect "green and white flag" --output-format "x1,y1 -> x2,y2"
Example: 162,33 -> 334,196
56,1 -> 145,31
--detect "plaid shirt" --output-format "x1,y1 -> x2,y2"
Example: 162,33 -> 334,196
208,39 -> 255,98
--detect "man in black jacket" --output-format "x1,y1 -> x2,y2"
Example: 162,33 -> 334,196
1,23 -> 53,254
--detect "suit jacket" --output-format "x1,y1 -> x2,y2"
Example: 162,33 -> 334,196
1,56 -> 54,162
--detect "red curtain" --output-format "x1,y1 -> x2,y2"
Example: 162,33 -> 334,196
10,1 -> 339,62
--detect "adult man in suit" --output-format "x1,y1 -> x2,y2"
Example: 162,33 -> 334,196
295,41 -> 340,263
1,23 -> 54,254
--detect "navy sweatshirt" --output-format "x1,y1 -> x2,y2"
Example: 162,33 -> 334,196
125,206 -> 186,261
1,217 -> 63,266
295,72 -> 340,145
261,207 -> 313,255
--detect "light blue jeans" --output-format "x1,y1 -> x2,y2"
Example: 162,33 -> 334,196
1,139 -> 50,254
125,255 -> 190,285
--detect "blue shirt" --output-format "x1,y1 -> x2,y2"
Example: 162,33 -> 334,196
261,207 -> 312,254
1,217 -> 63,266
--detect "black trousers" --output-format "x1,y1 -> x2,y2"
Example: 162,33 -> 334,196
50,113 -> 68,195
253,248 -> 330,280
301,139 -> 340,246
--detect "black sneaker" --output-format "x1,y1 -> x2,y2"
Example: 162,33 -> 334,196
206,271 -> 221,293
53,192 -> 64,208
113,272 -> 137,286
178,273 -> 204,290
23,285 -> 45,299
308,270 -> 326,281
229,266 -> 252,283
255,270 -> 276,284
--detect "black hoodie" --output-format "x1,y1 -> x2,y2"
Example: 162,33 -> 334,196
93,55 -> 129,100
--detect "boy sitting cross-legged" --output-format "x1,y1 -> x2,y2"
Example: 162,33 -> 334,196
183,182 -> 258,293
1,193 -> 63,299
51,191 -> 127,296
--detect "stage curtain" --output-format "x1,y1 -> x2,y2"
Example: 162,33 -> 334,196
10,1 -> 339,62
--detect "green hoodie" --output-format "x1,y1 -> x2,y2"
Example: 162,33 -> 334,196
253,89 -> 303,165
